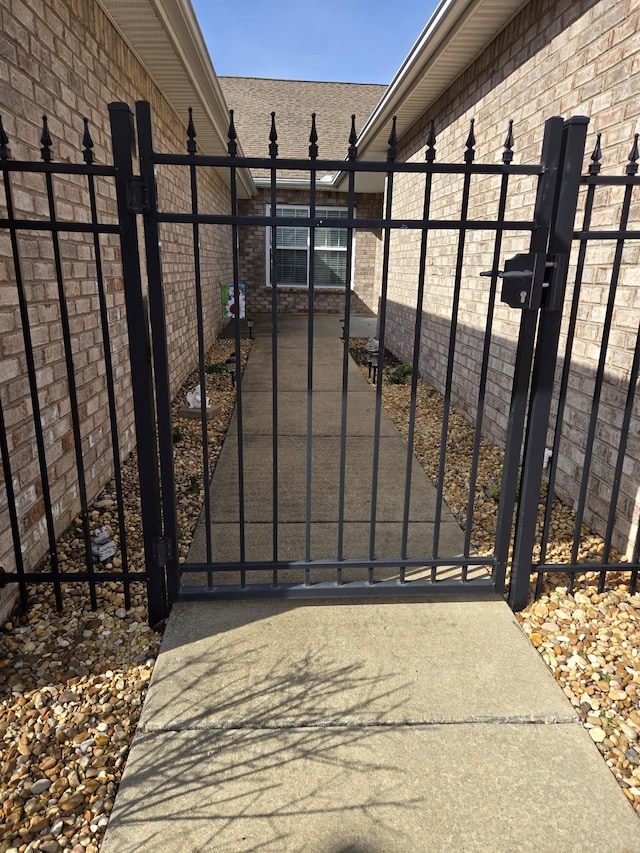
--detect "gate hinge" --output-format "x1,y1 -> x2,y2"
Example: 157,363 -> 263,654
481,252 -> 552,311
152,536 -> 172,567
126,176 -> 149,215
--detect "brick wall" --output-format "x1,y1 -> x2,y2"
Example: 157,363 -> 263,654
238,187 -> 382,314
384,0 -> 640,556
0,0 -> 232,613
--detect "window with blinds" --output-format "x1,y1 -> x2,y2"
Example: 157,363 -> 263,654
269,205 -> 351,288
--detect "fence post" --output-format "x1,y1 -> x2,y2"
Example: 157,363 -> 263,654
134,101 -> 180,607
108,102 -> 168,627
508,116 -> 589,610
493,116 -> 564,597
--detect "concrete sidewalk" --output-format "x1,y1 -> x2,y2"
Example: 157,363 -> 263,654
102,316 -> 640,852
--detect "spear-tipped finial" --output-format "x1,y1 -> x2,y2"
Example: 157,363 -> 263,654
425,118 -> 436,163
348,114 -> 358,160
464,118 -> 475,164
227,109 -> 237,157
82,117 -> 94,164
187,107 -> 197,154
626,132 -> 639,176
269,112 -> 278,158
308,113 -> 318,160
0,115 -> 11,160
387,116 -> 398,162
502,120 -> 514,164
589,133 -> 602,175
40,115 -> 52,162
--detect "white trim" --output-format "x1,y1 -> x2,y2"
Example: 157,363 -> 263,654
265,204 -> 356,290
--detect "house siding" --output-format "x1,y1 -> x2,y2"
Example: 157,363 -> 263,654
383,0 -> 640,556
0,0 -> 232,614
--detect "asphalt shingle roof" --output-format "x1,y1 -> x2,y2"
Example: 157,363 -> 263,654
219,77 -> 386,180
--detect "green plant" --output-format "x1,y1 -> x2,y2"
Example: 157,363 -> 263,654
205,361 -> 228,374
386,363 -> 413,384
172,425 -> 183,444
187,476 -> 200,494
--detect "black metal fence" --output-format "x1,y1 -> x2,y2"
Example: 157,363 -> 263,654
0,114 -> 148,616
2,101 -> 640,625
514,133 -> 640,604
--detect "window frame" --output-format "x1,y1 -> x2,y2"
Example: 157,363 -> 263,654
266,203 -> 355,289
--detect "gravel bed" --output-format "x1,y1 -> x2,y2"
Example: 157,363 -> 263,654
2,334 -> 639,852
0,338 -> 251,853
350,340 -> 640,819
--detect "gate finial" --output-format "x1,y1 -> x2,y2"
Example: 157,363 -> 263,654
187,108 -> 197,154
227,109 -> 237,157
626,133 -> 639,176
464,118 -> 475,164
40,115 -> 52,162
502,120 -> 514,164
387,116 -> 398,162
309,113 -> 318,160
0,115 -> 11,160
269,112 -> 278,158
82,118 -> 94,164
348,114 -> 358,160
425,118 -> 436,163
589,133 -> 602,175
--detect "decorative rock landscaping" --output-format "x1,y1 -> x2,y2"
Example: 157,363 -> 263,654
1,334 -> 638,853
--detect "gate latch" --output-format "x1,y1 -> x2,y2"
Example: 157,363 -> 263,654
480,252 -> 548,311
126,176 -> 149,215
153,535 -> 172,567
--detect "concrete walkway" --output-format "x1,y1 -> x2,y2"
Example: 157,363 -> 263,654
102,316 -> 640,852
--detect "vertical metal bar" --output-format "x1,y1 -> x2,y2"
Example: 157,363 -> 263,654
336,123 -> 358,583
135,102 -> 180,608
1,162 -> 62,609
227,115 -> 247,584
432,125 -> 475,565
463,172 -> 510,565
568,181 -> 634,578
305,128 -> 317,583
493,116 -> 566,597
537,179 -> 596,582
400,162 -> 434,579
269,114 -> 279,582
0,392 -> 28,609
86,167 -> 130,607
186,135 -> 212,569
508,116 -> 589,610
601,320 -> 640,576
369,120 -> 398,581
45,167 -> 97,607
108,101 -> 167,626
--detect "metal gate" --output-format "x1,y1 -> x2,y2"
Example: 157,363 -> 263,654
108,101 -> 592,618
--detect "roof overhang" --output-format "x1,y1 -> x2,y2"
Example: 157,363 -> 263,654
334,0 -> 529,191
97,0 -> 256,198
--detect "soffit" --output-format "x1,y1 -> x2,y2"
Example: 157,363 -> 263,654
97,0 -> 255,197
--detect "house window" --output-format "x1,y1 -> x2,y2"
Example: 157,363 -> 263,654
267,205 -> 352,288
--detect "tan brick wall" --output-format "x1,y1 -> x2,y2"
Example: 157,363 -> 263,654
0,0 -> 232,605
238,187 -> 382,314
384,0 -> 640,556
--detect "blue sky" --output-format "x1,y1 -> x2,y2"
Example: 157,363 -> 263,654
190,1 -> 440,84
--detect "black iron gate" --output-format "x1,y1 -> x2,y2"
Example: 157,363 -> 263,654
109,101 -> 592,618
6,102 -> 639,626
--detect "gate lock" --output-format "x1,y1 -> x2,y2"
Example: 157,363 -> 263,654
480,252 -> 557,311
